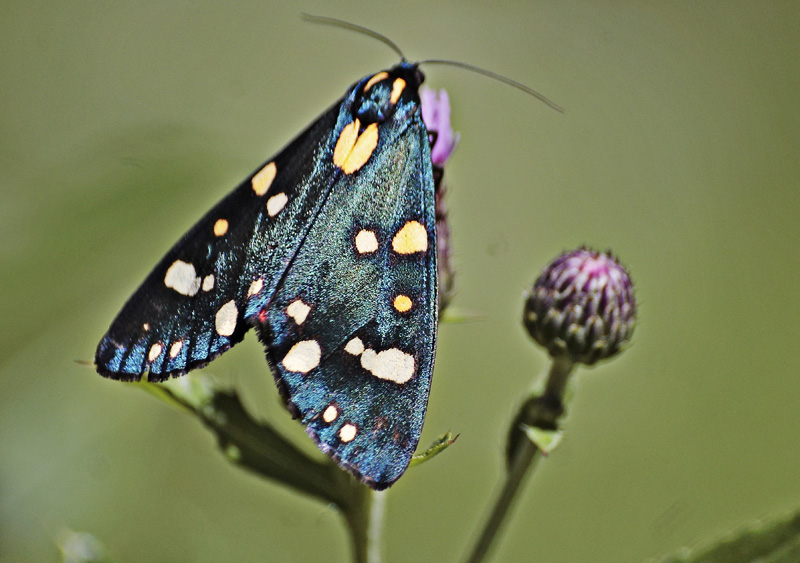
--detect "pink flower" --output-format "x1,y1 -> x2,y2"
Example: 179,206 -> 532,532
420,88 -> 459,166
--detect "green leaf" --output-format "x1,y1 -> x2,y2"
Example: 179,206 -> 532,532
409,431 -> 459,468
520,424 -> 562,455
655,509 -> 800,563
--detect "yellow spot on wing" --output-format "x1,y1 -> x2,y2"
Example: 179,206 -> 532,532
393,294 -> 413,313
392,221 -> 428,254
364,71 -> 389,92
390,77 -> 406,104
333,119 -> 379,174
251,161 -> 277,196
213,218 -> 228,236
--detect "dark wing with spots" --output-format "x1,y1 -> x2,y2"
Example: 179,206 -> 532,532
95,100 -> 346,381
255,64 -> 438,489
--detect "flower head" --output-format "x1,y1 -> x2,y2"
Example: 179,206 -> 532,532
523,248 -> 637,365
420,87 -> 459,166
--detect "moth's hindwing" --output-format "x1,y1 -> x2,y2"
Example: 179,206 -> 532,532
96,62 -> 437,489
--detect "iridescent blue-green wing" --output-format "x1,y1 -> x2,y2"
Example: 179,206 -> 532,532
95,101 -> 343,380
256,63 -> 438,489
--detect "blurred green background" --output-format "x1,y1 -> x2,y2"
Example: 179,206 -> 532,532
2,2 -> 799,562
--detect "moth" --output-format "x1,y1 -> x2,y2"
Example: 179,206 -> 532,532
96,59 -> 448,489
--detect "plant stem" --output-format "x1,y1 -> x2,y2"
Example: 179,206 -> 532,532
367,491 -> 387,563
343,485 -> 373,563
465,357 -> 574,563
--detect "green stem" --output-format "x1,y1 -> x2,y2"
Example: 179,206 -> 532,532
343,485 -> 373,563
465,357 -> 575,563
367,491 -> 387,563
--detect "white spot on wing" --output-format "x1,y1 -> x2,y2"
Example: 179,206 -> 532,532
355,229 -> 378,254
360,348 -> 415,384
215,300 -> 238,337
339,423 -> 357,443
322,405 -> 339,423
148,343 -> 163,362
247,278 -> 264,296
281,340 -> 321,373
202,274 -> 215,292
267,192 -> 288,216
286,299 -> 311,325
169,341 -> 183,358
164,260 -> 201,296
344,337 -> 365,356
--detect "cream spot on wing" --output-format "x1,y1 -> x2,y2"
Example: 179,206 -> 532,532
390,77 -> 406,104
286,299 -> 311,325
360,348 -> 415,384
363,71 -> 389,92
392,221 -> 428,254
354,229 -> 378,254
393,294 -> 412,313
169,341 -> 183,358
251,161 -> 277,196
360,348 -> 376,369
281,340 -> 321,374
344,337 -> 365,356
266,192 -> 288,217
164,260 -> 201,296
213,218 -> 228,237
148,343 -> 163,362
202,274 -> 215,292
322,405 -> 339,423
215,300 -> 238,337
247,278 -> 264,297
333,119 -> 379,174
143,323 -> 150,331
339,423 -> 357,443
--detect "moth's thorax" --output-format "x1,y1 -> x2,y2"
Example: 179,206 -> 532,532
352,63 -> 425,125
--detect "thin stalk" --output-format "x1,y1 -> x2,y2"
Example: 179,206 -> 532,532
368,491 -> 387,563
465,357 -> 575,563
343,485 -> 373,563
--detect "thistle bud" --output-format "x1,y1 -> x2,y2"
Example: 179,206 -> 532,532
523,248 -> 636,365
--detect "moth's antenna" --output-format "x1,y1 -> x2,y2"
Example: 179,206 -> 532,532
303,15 -> 562,113
302,14 -> 407,61
421,59 -> 564,113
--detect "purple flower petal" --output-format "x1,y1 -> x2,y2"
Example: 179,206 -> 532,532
420,87 -> 459,166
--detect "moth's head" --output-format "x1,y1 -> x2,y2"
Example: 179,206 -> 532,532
353,62 -> 424,124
